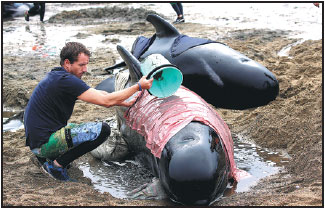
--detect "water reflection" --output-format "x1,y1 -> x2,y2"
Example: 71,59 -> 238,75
3,110 -> 24,132
233,135 -> 290,193
78,157 -> 153,199
24,23 -> 60,58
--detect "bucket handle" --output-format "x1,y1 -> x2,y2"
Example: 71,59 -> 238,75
145,64 -> 180,80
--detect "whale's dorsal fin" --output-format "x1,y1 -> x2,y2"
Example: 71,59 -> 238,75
146,14 -> 180,38
116,45 -> 142,82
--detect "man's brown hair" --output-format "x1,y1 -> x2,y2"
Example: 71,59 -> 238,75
60,42 -> 91,66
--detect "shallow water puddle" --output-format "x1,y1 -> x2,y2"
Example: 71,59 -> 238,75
78,159 -> 154,198
78,133 -> 290,199
3,24 -> 108,58
277,39 -> 305,57
2,119 -> 24,132
233,135 -> 290,193
2,110 -> 24,132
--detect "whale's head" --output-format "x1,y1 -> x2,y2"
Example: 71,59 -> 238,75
175,43 -> 279,110
158,122 -> 229,205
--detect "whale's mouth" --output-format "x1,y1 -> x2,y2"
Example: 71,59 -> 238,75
167,168 -> 228,206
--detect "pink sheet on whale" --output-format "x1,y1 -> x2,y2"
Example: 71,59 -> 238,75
124,86 -> 239,181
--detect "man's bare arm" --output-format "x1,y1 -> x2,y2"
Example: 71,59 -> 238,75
78,76 -> 153,107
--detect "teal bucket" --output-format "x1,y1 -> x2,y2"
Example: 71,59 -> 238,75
140,54 -> 183,98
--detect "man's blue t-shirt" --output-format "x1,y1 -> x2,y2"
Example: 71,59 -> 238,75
24,67 -> 90,149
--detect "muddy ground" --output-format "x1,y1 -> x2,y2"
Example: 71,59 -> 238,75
2,6 -> 323,206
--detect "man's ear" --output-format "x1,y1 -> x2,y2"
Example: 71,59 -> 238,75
64,59 -> 71,70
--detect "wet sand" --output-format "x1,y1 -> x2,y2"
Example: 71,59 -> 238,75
2,4 -> 323,206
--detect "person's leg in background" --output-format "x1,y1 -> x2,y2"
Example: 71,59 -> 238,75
39,3 -> 45,22
25,3 -> 46,22
176,3 -> 184,20
171,3 -> 185,23
25,3 -> 39,21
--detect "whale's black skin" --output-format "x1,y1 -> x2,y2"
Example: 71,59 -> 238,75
95,45 -> 230,205
104,14 -> 279,110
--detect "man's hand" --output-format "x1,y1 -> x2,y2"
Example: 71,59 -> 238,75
138,76 -> 154,90
119,94 -> 138,107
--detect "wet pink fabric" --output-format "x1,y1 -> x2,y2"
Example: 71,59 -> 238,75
125,86 -> 239,181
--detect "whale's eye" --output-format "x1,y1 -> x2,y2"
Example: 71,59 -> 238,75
183,137 -> 194,142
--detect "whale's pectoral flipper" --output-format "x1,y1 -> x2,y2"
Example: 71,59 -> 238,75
116,45 -> 143,82
95,75 -> 115,93
95,46 -> 142,93
104,62 -> 126,74
146,14 -> 180,38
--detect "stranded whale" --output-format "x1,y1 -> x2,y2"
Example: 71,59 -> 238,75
94,45 -> 240,205
101,14 -> 279,110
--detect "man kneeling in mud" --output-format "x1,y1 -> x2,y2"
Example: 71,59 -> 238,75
24,42 -> 153,181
